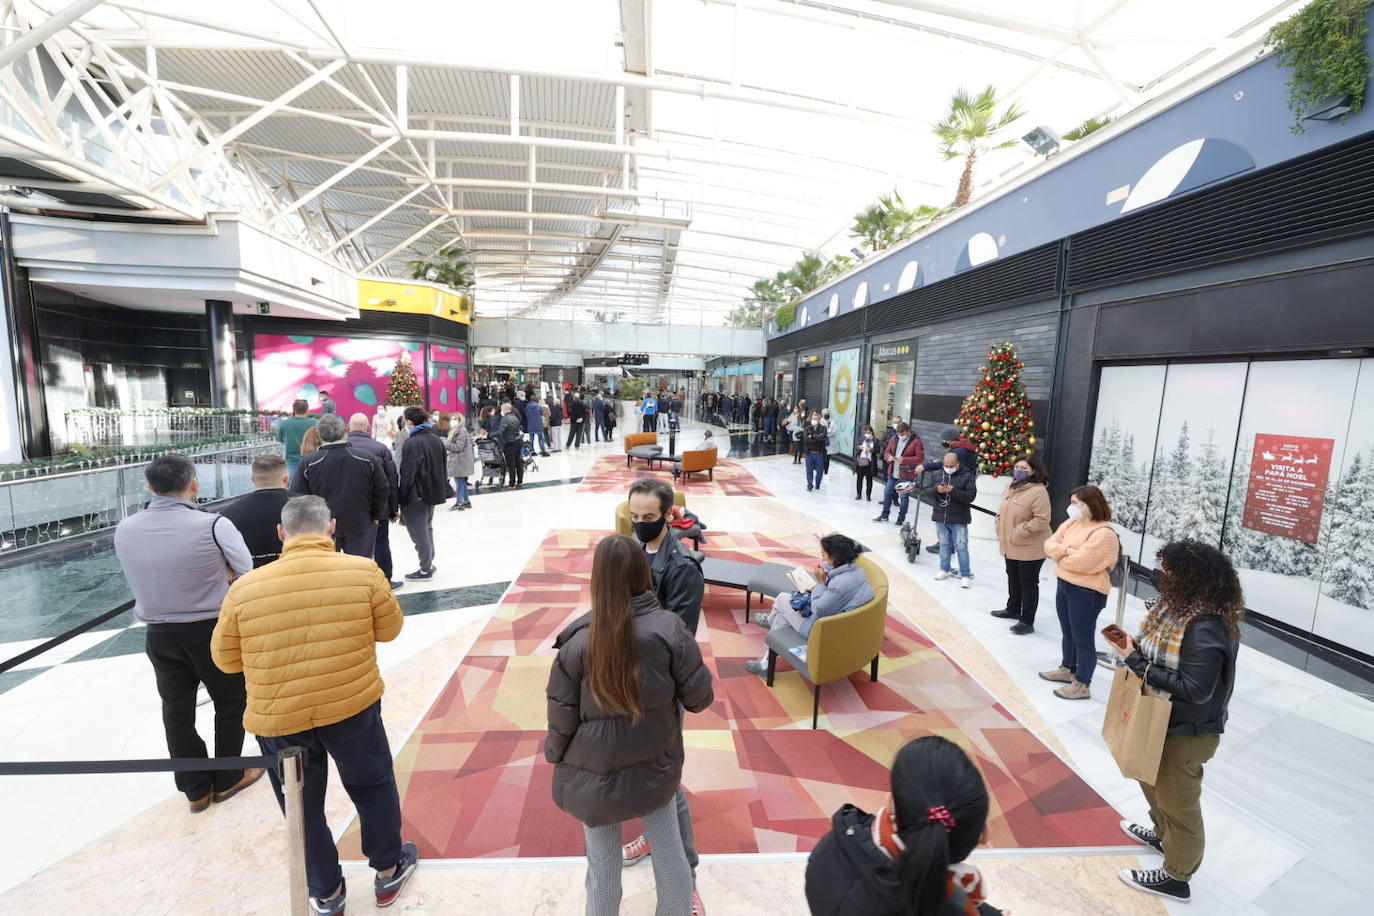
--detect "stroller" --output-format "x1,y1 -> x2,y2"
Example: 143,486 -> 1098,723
521,441 -> 540,474
473,438 -> 505,491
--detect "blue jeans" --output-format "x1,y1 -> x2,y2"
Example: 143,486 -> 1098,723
453,476 -> 469,504
1057,579 -> 1109,685
764,416 -> 776,438
528,428 -> 548,452
936,522 -> 970,577
880,476 -> 910,520
805,451 -> 825,487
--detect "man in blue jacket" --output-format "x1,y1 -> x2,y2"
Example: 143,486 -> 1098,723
641,393 -> 659,433
525,397 -> 550,456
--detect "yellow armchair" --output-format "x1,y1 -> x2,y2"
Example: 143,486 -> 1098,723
614,491 -> 687,536
765,553 -> 889,729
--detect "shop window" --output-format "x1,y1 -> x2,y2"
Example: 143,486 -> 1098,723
1122,138 -> 1254,214
897,260 -> 921,292
828,292 -> 839,317
852,282 -> 868,308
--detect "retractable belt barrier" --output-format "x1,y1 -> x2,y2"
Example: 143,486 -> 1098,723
0,599 -> 136,675
0,600 -> 314,913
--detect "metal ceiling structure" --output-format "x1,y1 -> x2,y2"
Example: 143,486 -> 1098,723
0,0 -> 1306,327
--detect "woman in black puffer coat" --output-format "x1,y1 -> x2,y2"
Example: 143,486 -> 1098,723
546,534 -> 713,916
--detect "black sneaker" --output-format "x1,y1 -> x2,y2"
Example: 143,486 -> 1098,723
1010,622 -> 1034,635
404,568 -> 434,580
1120,820 -> 1164,853
990,609 -> 1019,619
1118,867 -> 1188,901
375,841 -> 419,907
872,515 -> 889,522
309,877 -> 346,915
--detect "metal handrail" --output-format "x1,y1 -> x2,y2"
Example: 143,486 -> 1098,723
0,438 -> 276,487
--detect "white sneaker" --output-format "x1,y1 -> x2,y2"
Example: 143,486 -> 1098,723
960,577 -> 971,589
933,571 -> 953,581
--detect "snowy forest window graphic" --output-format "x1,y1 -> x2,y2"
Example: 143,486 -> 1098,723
1088,359 -> 1374,654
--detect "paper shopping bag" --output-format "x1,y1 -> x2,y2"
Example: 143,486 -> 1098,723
1100,664 -> 1171,785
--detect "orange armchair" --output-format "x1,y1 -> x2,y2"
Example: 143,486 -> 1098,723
623,432 -> 657,452
678,448 -> 718,481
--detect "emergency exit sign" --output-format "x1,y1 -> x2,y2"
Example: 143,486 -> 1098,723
257,301 -> 271,315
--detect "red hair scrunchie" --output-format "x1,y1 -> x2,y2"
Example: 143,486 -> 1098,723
926,805 -> 957,831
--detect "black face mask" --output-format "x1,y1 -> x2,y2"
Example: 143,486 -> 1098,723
633,517 -> 666,543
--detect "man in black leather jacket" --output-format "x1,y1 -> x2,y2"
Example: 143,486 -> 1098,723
291,413 -> 387,558
620,476 -> 705,879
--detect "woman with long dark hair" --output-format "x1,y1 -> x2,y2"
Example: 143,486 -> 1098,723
1112,539 -> 1244,904
991,454 -> 1051,634
546,534 -> 714,916
805,735 -> 1003,915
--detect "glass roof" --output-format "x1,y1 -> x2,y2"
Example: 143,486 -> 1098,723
14,0 -> 1307,326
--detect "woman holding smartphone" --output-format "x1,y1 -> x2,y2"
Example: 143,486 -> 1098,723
546,534 -> 713,915
1040,485 -> 1119,700
1110,540 -> 1243,904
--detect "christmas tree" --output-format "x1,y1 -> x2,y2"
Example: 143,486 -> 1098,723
954,341 -> 1035,476
383,352 -> 423,406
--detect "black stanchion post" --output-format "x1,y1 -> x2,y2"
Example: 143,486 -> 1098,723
279,747 -> 309,916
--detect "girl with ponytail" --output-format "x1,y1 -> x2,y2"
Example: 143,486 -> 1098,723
805,736 -> 1002,916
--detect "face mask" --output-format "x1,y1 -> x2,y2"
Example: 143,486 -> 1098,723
943,465 -> 956,476
1013,468 -> 1030,481
632,517 -> 666,543
1067,504 -> 1084,521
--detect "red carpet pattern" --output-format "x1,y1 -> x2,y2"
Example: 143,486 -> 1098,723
340,530 -> 1122,860
576,454 -> 771,498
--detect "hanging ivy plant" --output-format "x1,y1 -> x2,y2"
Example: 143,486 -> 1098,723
773,300 -> 798,331
1265,0 -> 1373,133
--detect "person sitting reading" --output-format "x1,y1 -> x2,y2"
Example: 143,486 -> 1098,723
745,533 -> 873,677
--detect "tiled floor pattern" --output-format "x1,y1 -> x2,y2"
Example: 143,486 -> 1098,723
338,528 -> 1123,861
575,454 -> 772,498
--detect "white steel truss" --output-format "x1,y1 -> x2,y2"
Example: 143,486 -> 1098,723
0,0 -> 1301,325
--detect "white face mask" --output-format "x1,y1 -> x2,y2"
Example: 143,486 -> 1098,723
943,466 -> 956,476
1067,504 -> 1084,521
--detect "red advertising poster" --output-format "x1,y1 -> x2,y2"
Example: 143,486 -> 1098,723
1241,434 -> 1335,544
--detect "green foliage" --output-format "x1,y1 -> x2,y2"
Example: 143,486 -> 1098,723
1062,115 -> 1114,141
1265,0 -> 1372,132
618,377 -> 648,401
0,435 -> 275,480
406,245 -> 474,291
933,85 -> 1027,207
849,188 -> 944,250
773,300 -> 798,330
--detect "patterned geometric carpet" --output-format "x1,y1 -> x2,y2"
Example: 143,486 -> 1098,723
575,454 -> 771,498
339,530 -> 1122,861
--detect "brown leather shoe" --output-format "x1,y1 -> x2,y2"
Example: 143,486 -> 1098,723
212,767 -> 266,804
188,792 -> 212,813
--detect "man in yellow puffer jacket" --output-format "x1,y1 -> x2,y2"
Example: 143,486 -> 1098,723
212,495 -> 417,916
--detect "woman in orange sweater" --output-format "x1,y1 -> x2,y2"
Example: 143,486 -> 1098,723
1040,485 -> 1120,700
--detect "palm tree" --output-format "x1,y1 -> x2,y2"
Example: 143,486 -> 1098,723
850,189 -> 946,250
1063,115 -> 1114,141
406,245 -> 474,291
933,85 -> 1027,207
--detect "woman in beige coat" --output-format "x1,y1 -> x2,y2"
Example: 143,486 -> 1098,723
992,454 -> 1052,635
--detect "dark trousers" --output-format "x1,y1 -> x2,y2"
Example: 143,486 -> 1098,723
144,619 -> 247,799
334,522 -> 378,559
1056,579 -> 1109,685
764,416 -> 777,438
569,420 -> 586,448
502,441 -> 524,487
1004,557 -> 1045,624
855,463 -> 875,498
805,450 -> 825,488
373,514 -> 393,580
258,702 -> 403,899
593,415 -> 605,440
401,502 -> 436,570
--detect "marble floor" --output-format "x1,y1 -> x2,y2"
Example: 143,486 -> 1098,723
0,420 -> 1370,914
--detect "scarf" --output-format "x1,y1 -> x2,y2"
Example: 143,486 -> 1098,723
872,804 -> 987,915
1134,597 -> 1205,698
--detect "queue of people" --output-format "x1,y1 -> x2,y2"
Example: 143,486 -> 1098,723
114,393 -> 1245,913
